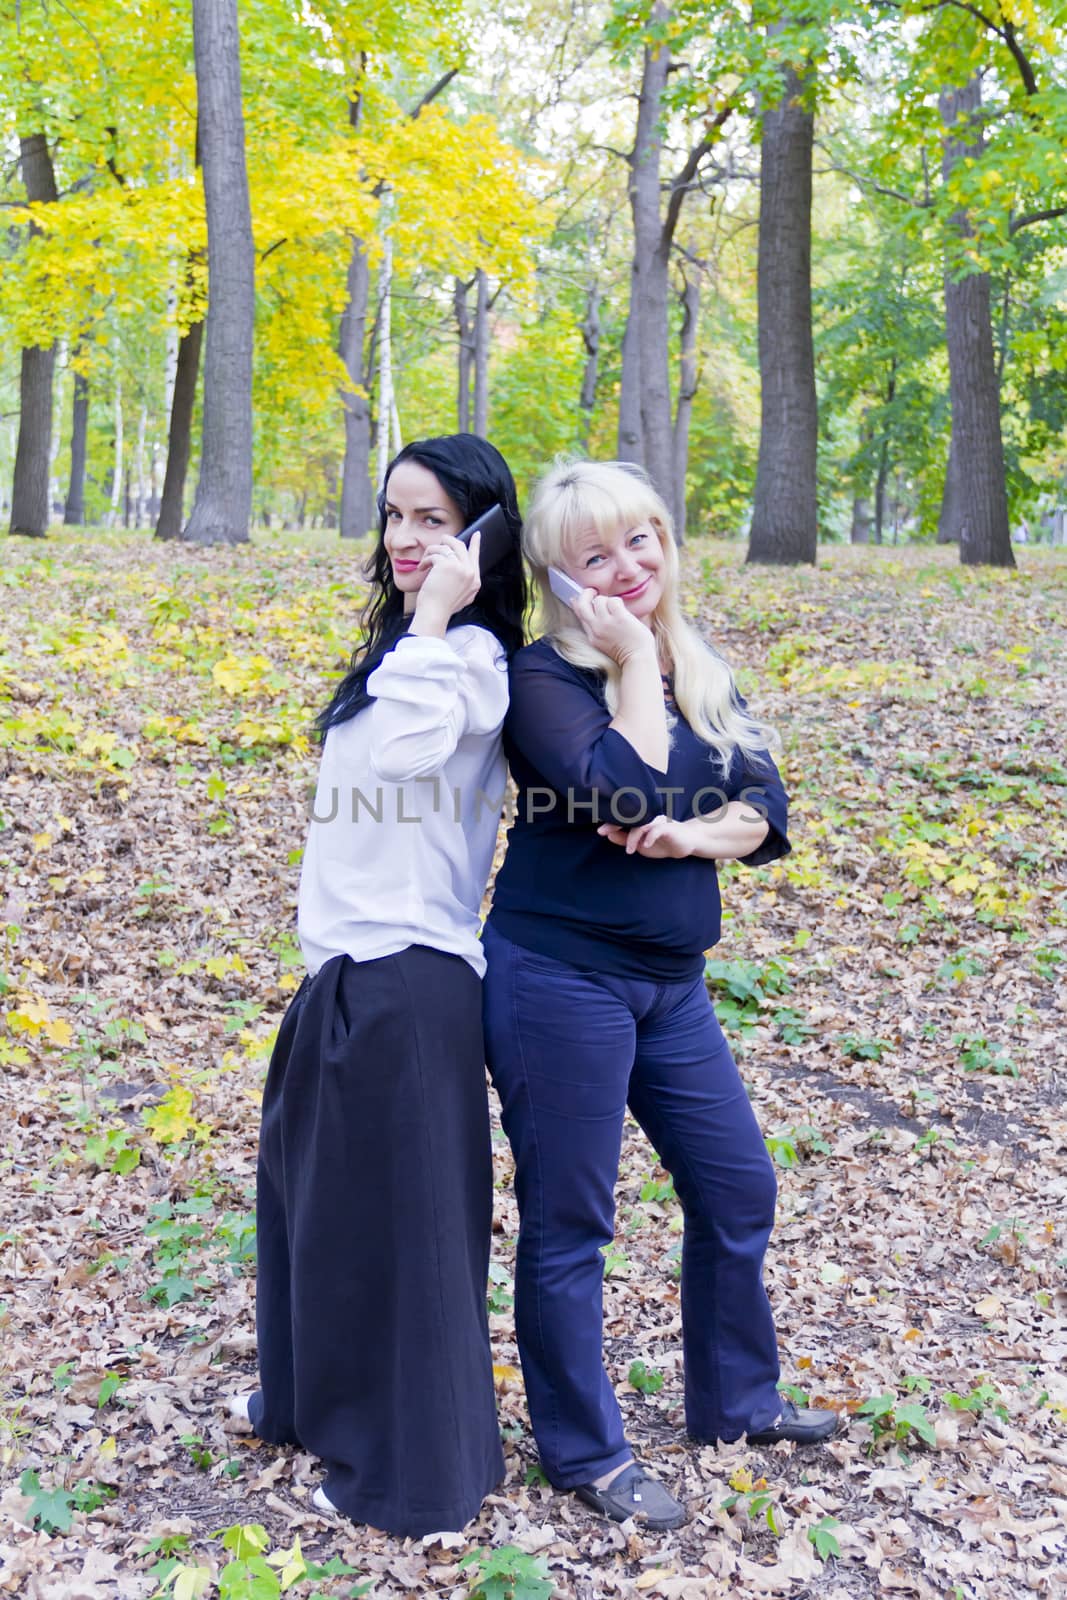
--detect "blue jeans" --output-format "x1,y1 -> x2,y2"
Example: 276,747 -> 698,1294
482,922 -> 782,1486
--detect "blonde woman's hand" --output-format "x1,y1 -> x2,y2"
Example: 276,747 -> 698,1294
570,588 -> 656,667
410,531 -> 482,636
597,816 -> 694,858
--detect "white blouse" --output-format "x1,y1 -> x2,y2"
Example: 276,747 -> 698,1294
297,625 -> 509,980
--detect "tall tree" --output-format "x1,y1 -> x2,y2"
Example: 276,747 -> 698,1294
939,75 -> 1013,568
63,365 -> 90,526
747,33 -> 817,565
672,262 -> 701,542
627,9 -> 674,510
454,275 -> 474,434
9,131 -> 59,538
616,308 -> 643,465
157,122 -> 205,543
337,66 -> 460,537
578,279 -> 601,451
182,0 -> 254,545
846,2 -> 1067,560
156,316 -> 205,540
472,268 -> 490,438
611,2 -> 733,532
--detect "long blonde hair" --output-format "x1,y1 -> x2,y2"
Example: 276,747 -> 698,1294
524,459 -> 779,779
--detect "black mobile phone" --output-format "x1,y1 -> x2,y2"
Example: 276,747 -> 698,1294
457,503 -> 513,573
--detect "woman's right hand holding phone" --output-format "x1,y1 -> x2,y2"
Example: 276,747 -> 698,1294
570,589 -> 657,668
570,590 -> 668,770
410,531 -> 482,638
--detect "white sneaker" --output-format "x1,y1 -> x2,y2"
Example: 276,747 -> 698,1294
311,1486 -> 338,1515
226,1394 -> 252,1422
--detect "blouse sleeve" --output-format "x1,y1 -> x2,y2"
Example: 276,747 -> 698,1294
724,696 -> 791,867
366,625 -> 508,783
506,646 -> 669,825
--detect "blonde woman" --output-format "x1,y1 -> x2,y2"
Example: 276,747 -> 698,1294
482,460 -> 838,1531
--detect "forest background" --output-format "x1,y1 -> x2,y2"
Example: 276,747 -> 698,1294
1,3 -> 1066,1599
2,0 -> 1066,560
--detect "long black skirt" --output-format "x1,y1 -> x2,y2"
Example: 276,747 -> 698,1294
247,946 -> 505,1536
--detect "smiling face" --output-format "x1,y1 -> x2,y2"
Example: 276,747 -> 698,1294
382,459 -> 465,610
564,519 -> 667,622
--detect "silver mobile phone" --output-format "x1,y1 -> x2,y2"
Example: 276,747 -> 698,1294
548,566 -> 584,605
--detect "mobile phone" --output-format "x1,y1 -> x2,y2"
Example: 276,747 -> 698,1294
548,566 -> 584,605
457,503 -> 513,573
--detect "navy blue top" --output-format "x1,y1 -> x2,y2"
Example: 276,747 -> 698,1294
488,637 -> 791,980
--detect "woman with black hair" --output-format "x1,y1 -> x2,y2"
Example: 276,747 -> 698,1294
233,434 -> 527,1538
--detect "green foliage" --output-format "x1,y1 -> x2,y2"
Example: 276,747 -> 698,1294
600,1244 -> 630,1278
181,1434 -> 215,1472
838,1033 -> 892,1062
953,1033 -> 1019,1076
773,1006 -> 816,1045
628,1359 -> 665,1394
639,1171 -> 676,1204
858,1392 -> 937,1452
765,1125 -> 831,1168
19,1469 -> 115,1534
944,1378 -> 1009,1422
150,1523 -> 371,1600
484,309 -> 587,501
459,1545 -> 554,1600
704,956 -> 792,1033
84,1125 -> 141,1176
487,1262 -> 515,1315
97,1372 -> 127,1407
807,1515 -> 841,1560
721,1480 -> 782,1536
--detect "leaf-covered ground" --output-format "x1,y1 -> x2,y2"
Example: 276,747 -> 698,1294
0,532 -> 1064,1600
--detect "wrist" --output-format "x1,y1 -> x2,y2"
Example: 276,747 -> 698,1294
616,637 -> 658,669
409,603 -> 450,639
675,820 -> 699,858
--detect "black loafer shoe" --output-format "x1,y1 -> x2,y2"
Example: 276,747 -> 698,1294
747,1399 -> 841,1446
574,1463 -> 686,1530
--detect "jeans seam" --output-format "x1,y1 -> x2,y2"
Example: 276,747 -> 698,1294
630,980 -> 728,1434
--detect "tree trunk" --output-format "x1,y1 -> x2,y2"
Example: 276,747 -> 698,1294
183,0 -> 254,545
49,342 -> 66,517
873,359 -> 896,544
155,317 -> 204,539
939,77 -> 1014,568
64,368 -> 90,526
747,48 -> 818,565
578,281 -> 601,450
337,85 -> 374,541
617,298 -> 643,465
107,368 -> 124,528
376,221 -> 394,488
629,13 -> 674,514
874,441 -> 890,545
937,426 -> 963,543
338,236 -> 375,538
134,404 -> 148,525
473,268 -> 490,438
455,276 -> 473,433
9,131 -> 59,538
672,268 -> 700,544
850,498 -> 872,544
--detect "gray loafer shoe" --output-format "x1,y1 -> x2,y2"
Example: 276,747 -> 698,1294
747,1400 -> 841,1446
574,1463 -> 686,1530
